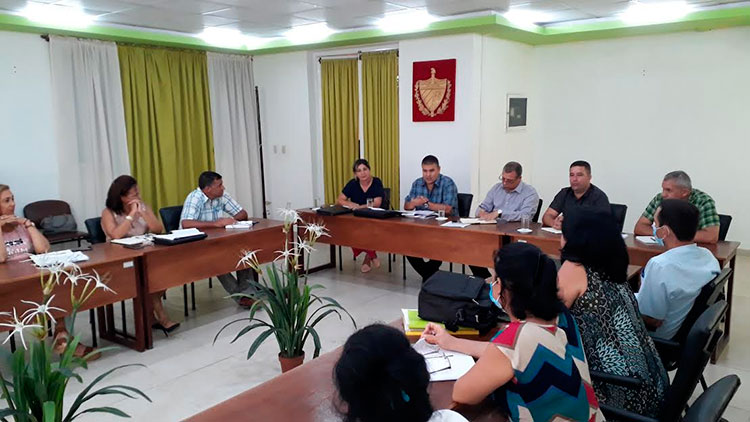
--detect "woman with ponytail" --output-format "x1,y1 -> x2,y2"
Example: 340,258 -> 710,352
334,323 -> 467,422
422,243 -> 604,422
558,208 -> 667,418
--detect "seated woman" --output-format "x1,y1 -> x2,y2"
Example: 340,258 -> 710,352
334,323 -> 468,422
337,159 -> 384,273
558,208 -> 668,417
101,175 -> 179,333
0,184 -> 97,358
422,243 -> 603,422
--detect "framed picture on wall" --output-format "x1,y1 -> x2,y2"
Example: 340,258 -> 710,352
506,95 -> 527,131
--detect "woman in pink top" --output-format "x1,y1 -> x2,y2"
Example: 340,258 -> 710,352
101,175 -> 179,333
0,184 -> 50,263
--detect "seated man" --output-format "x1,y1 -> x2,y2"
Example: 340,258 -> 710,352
470,161 -> 539,279
180,171 -> 255,307
542,160 -> 610,230
636,199 -> 720,339
633,170 -> 719,244
404,155 -> 458,282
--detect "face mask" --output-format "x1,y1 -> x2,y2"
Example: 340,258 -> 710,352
652,223 -> 665,247
489,281 -> 505,312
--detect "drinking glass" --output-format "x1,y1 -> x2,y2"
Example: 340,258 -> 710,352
437,209 -> 446,219
521,215 -> 531,230
366,198 -> 375,208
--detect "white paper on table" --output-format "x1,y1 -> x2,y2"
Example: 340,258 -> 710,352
225,221 -> 257,229
111,235 -> 150,246
367,207 -> 386,211
541,227 -> 563,234
412,339 -> 475,381
441,222 -> 470,228
400,210 -> 437,219
153,228 -> 203,241
29,250 -> 89,266
636,235 -> 659,245
459,218 -> 496,225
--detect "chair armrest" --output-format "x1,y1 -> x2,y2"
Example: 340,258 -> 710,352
683,375 -> 741,422
600,403 -> 658,422
590,370 -> 643,388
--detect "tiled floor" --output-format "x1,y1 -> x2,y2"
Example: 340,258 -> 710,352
9,252 -> 750,421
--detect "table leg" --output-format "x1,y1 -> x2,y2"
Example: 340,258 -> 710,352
713,255 -> 736,363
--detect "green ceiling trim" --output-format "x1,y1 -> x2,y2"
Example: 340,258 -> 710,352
0,5 -> 748,54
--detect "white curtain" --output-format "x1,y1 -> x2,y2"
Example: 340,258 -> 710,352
207,52 -> 264,217
49,36 -> 130,229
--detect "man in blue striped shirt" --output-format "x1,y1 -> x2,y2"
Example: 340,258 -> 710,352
403,155 -> 458,282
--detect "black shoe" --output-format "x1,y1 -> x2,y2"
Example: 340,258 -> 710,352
152,322 -> 180,335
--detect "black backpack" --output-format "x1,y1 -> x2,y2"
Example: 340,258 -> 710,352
418,271 -> 506,335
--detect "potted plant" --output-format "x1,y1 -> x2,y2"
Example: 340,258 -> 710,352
0,260 -> 151,421
214,208 -> 356,372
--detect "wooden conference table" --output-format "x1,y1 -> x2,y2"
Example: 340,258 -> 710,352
299,211 -> 740,359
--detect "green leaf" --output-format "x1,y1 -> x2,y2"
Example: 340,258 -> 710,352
230,323 -> 270,344
212,318 -> 251,345
246,329 -> 275,360
42,401 -> 55,422
69,406 -> 130,420
63,364 -> 146,422
306,327 -> 322,358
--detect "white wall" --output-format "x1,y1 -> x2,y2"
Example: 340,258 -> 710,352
477,36 -> 534,211
531,27 -> 750,244
0,31 -> 59,214
398,34 -> 482,206
254,51 -> 316,214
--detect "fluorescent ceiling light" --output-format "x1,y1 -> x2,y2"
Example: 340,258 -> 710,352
284,23 -> 335,44
620,1 -> 694,24
199,27 -> 264,49
21,2 -> 95,28
503,9 -> 553,28
377,9 -> 436,33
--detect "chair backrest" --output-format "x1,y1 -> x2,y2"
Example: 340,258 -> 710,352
671,268 -> 732,345
610,203 -> 628,232
382,188 -> 392,211
23,200 -> 74,227
660,300 -> 728,422
683,374 -> 741,422
457,193 -> 473,218
159,206 -> 184,232
532,198 -> 543,223
718,214 -> 732,241
84,217 -> 106,245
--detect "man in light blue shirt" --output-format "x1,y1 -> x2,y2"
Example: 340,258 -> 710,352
470,161 -> 539,278
180,171 -> 256,307
636,199 -> 720,339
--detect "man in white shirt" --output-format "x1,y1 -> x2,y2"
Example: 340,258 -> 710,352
636,199 -> 720,339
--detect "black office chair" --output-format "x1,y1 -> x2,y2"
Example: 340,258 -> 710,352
610,203 -> 628,233
682,374 -> 741,422
652,268 -> 732,388
596,301 -> 728,422
158,205 -> 198,317
532,198 -> 543,223
718,214 -> 732,241
84,217 -> 106,245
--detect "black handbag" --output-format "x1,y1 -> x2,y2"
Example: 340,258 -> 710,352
418,271 -> 506,335
39,214 -> 77,234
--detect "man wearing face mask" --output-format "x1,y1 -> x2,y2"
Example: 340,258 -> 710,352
636,199 -> 720,339
634,170 -> 720,244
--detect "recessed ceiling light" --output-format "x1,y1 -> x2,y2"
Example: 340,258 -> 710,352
199,27 -> 264,49
620,1 -> 694,25
377,9 -> 436,33
21,2 -> 95,28
284,23 -> 335,44
503,9 -> 553,28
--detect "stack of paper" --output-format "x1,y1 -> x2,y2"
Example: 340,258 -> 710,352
30,250 -> 89,266
111,235 -> 151,246
225,220 -> 257,229
541,227 -> 563,234
153,228 -> 204,241
459,218 -> 496,225
441,221 -> 469,228
401,210 -> 437,219
401,309 -> 478,338
636,235 -> 659,245
413,338 -> 475,381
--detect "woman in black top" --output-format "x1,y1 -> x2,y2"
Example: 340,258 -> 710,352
337,159 -> 385,273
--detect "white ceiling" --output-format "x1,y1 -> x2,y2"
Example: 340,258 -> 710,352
0,0 -> 747,38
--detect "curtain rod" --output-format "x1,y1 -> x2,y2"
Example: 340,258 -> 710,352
317,48 -> 398,63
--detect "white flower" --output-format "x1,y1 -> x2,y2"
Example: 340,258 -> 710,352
0,308 -> 42,350
87,271 -> 114,293
277,208 -> 302,225
304,223 -> 330,240
274,248 -> 300,263
21,295 -> 65,325
294,237 -> 314,255
60,265 -> 87,286
237,249 -> 262,270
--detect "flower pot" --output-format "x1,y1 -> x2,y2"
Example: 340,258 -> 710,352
278,352 -> 305,373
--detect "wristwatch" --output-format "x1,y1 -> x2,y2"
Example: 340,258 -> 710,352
125,215 -> 134,222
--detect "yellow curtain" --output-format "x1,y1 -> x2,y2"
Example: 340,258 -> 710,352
362,51 -> 400,206
118,45 -> 215,214
321,58 -> 359,205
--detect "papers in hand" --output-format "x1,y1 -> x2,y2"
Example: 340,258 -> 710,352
636,235 -> 659,245
30,250 -> 89,266
541,227 -> 562,235
153,228 -> 204,241
225,220 -> 257,229
413,338 -> 475,381
441,221 -> 470,228
459,218 -> 496,225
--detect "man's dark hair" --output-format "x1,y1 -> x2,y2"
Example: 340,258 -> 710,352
421,155 -> 439,167
352,159 -> 370,172
503,161 -> 523,178
658,199 -> 700,242
570,160 -> 591,173
199,171 -> 222,190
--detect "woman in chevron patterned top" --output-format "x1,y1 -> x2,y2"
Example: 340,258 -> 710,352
558,209 -> 668,418
423,242 -> 604,422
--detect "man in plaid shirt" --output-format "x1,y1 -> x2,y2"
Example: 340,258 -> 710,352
634,170 -> 720,244
403,155 -> 458,282
181,171 -> 256,307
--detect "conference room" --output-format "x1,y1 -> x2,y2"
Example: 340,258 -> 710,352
1,0 -> 749,421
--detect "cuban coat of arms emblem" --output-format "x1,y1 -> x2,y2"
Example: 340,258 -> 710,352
412,59 -> 456,122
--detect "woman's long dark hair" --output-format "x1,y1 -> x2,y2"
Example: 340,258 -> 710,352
105,175 -> 138,215
333,324 -> 433,422
560,208 -> 629,284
